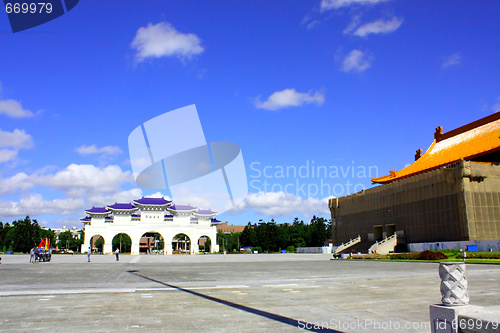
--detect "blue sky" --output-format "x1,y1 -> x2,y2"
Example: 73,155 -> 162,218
0,0 -> 499,229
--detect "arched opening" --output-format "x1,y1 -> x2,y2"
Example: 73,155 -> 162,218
90,235 -> 104,254
140,232 -> 164,254
198,235 -> 212,253
172,233 -> 191,254
112,233 -> 132,253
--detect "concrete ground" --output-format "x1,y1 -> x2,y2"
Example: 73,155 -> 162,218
0,254 -> 499,333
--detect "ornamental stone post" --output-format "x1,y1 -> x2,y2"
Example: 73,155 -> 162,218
439,262 -> 469,306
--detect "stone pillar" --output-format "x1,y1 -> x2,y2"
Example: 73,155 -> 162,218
439,262 -> 469,306
129,234 -> 140,255
103,243 -> 112,255
192,243 -> 199,255
430,262 -> 470,333
165,241 -> 172,255
81,232 -> 88,253
131,242 -> 140,255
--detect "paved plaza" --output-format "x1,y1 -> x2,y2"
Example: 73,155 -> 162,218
0,254 -> 499,332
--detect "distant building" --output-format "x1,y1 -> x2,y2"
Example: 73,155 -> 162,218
329,112 -> 500,251
81,197 -> 220,254
44,226 -> 81,249
49,226 -> 80,239
216,222 -> 245,234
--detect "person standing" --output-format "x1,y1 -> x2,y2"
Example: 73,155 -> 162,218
87,247 -> 91,262
115,248 -> 119,261
30,248 -> 35,263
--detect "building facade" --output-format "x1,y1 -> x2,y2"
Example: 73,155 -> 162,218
329,112 -> 500,250
81,197 -> 220,255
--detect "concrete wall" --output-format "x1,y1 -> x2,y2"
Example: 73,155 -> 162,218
464,162 -> 500,240
330,161 -> 500,246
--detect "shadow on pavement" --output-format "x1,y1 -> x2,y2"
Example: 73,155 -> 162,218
127,270 -> 343,333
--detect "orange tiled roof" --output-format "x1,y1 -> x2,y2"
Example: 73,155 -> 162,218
372,112 -> 500,184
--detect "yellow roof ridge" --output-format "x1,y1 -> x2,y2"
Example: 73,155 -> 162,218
372,112 -> 500,184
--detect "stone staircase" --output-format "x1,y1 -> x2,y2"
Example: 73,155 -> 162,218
333,235 -> 361,255
368,233 -> 397,255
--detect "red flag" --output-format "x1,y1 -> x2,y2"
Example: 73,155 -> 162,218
38,238 -> 46,249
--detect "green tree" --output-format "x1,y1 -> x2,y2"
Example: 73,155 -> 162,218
309,215 -> 329,247
112,233 -> 131,253
276,225 -> 290,250
217,231 -> 242,252
0,222 -> 14,251
256,221 -> 278,252
94,237 -> 104,252
12,216 -> 40,253
240,222 -> 257,247
57,230 -> 83,251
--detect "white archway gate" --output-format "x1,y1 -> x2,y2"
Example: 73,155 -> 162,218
83,224 -> 218,255
81,197 -> 220,255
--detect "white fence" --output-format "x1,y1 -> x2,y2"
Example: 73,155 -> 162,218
409,239 -> 500,252
296,246 -> 332,254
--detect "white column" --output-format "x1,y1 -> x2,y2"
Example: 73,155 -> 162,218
131,234 -> 141,255
103,243 -> 112,254
165,233 -> 172,255
192,243 -> 199,254
82,228 -> 89,253
165,241 -> 172,255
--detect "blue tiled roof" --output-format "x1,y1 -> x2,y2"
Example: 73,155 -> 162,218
169,204 -> 197,211
108,203 -> 137,210
134,197 -> 172,205
195,209 -> 217,215
85,207 -> 109,214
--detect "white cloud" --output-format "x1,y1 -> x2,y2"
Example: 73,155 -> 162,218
0,164 -> 133,196
0,163 -> 140,220
0,171 -> 30,194
321,0 -> 390,12
255,88 -> 325,111
234,191 -> 331,217
0,129 -> 34,164
0,194 -> 86,217
32,164 -> 133,194
0,188 -> 148,224
0,129 -> 33,149
0,149 -> 18,163
343,15 -> 362,34
86,188 -> 144,207
492,97 -> 500,112
341,49 -> 373,72
131,22 -> 204,62
306,20 -> 321,30
0,99 -> 35,118
76,144 -> 122,156
350,17 -> 403,37
442,52 -> 462,69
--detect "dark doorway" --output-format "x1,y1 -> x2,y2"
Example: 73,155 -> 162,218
373,225 -> 383,242
386,224 -> 396,237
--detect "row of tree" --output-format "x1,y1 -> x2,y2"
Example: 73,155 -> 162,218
1,215 -> 330,254
0,216 -> 83,253
218,216 -> 331,253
